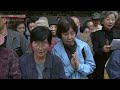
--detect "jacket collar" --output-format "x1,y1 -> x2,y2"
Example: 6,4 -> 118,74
53,38 -> 85,66
30,52 -> 52,69
54,38 -> 85,50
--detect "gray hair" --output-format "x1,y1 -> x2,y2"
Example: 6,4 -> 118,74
100,11 -> 118,23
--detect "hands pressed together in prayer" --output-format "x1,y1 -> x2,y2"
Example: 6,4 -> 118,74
71,52 -> 79,70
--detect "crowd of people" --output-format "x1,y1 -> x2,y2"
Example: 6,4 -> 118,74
0,11 -> 120,79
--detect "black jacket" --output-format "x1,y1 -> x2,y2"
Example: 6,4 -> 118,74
91,27 -> 117,79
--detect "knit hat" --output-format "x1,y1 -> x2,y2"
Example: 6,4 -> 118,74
0,34 -> 5,45
34,17 -> 49,28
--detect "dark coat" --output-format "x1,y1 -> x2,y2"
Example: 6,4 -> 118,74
91,27 -> 117,79
6,29 -> 32,57
19,53 -> 66,79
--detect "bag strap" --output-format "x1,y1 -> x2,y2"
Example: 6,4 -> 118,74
82,47 -> 86,60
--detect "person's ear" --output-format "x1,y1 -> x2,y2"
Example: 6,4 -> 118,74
29,43 -> 34,51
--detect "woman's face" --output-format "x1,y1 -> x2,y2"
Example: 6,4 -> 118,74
28,22 -> 35,31
49,25 -> 57,36
31,39 -> 49,58
102,14 -> 116,30
17,23 -> 25,33
61,27 -> 76,46
87,21 -> 94,31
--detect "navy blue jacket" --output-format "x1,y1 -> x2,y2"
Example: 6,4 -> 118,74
19,53 -> 66,79
106,49 -> 120,79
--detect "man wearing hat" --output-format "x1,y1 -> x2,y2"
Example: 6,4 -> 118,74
91,12 -> 102,32
0,34 -> 21,79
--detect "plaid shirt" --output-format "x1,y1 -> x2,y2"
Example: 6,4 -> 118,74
0,47 -> 21,79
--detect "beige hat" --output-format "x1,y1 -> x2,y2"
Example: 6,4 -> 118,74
34,17 -> 49,28
0,34 -> 5,45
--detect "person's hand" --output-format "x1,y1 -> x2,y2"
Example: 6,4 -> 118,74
71,52 -> 79,70
103,45 -> 111,53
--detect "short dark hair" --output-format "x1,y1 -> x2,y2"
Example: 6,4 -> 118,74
57,17 -> 77,39
13,21 -> 25,30
83,20 -> 93,27
27,20 -> 35,27
30,26 -> 52,45
80,26 -> 89,33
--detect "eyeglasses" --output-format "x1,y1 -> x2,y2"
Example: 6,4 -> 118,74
32,41 -> 49,47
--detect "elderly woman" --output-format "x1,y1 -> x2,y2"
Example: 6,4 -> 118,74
91,11 -> 119,79
51,17 -> 95,79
